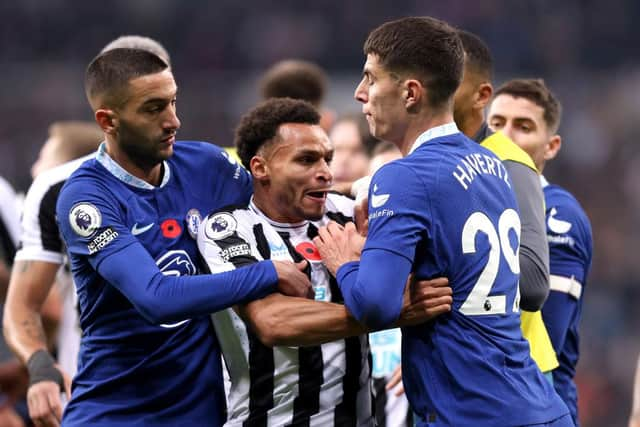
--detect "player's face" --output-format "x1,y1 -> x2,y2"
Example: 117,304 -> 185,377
354,54 -> 407,144
114,70 -> 180,167
487,94 -> 554,171
263,123 -> 333,223
328,120 -> 369,183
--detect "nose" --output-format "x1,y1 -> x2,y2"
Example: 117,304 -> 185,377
501,123 -> 515,142
164,106 -> 181,132
318,159 -> 333,184
354,78 -> 367,104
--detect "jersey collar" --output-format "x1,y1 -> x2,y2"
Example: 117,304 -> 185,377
408,122 -> 460,154
540,174 -> 550,188
96,142 -> 171,189
249,197 -> 308,230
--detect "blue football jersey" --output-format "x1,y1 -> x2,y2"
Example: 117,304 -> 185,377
56,141 -> 276,426
541,178 -> 593,425
337,124 -> 568,426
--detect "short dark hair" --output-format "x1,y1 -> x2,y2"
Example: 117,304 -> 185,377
494,79 -> 562,133
260,60 -> 328,107
100,35 -> 171,66
235,98 -> 321,169
457,29 -> 493,80
85,48 -> 169,110
364,16 -> 463,108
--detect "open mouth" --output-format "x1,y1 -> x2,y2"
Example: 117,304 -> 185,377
305,190 -> 328,201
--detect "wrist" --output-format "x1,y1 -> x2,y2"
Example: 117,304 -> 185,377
26,349 -> 64,391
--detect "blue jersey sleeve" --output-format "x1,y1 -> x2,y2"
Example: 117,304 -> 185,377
57,178 -> 277,324
336,162 -> 430,329
542,188 -> 593,350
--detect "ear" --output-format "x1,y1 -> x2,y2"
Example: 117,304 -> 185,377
250,156 -> 269,181
404,79 -> 423,110
544,134 -> 561,162
474,82 -> 493,109
95,109 -> 118,135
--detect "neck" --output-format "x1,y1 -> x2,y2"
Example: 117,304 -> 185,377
252,188 -> 304,224
105,138 -> 163,186
398,109 -> 456,156
458,109 -> 485,139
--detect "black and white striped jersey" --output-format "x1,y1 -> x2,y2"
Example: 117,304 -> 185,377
15,153 -> 94,376
0,176 -> 20,265
198,193 -> 373,427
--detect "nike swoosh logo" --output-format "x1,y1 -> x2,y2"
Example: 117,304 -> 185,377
547,207 -> 572,234
131,222 -> 154,236
371,193 -> 390,208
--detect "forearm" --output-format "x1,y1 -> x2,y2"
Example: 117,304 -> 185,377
100,244 -> 278,324
3,260 -> 59,365
337,248 -> 410,330
240,293 -> 368,347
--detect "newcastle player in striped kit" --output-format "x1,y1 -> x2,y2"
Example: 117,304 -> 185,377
198,98 -> 453,426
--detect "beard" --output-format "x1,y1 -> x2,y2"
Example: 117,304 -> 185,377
117,119 -> 173,169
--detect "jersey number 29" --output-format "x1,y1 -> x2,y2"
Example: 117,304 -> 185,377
460,209 -> 520,316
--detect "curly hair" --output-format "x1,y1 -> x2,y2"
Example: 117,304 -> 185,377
235,98 -> 320,169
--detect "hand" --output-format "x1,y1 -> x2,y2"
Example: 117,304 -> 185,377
272,260 -> 314,299
630,414 -> 640,427
397,277 -> 452,326
353,196 -> 369,236
350,176 -> 370,236
26,365 -> 71,427
314,221 -> 364,275
385,365 -> 405,396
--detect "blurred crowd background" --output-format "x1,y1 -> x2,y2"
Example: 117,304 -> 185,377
0,1 -> 637,425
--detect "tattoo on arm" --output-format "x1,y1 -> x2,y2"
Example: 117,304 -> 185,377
19,261 -> 32,273
20,315 -> 47,344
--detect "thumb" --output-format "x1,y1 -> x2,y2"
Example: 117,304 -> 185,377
295,259 -> 308,271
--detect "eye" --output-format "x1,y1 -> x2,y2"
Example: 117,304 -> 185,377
489,119 -> 504,130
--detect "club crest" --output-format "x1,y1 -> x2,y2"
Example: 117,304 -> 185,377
185,208 -> 202,239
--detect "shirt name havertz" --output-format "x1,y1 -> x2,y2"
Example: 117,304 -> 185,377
220,243 -> 251,262
88,227 -> 118,254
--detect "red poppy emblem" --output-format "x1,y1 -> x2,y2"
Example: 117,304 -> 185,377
295,241 -> 322,261
161,219 -> 182,238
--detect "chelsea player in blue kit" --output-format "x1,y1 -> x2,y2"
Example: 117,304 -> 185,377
315,17 -> 571,426
54,48 -> 312,426
489,79 -> 593,426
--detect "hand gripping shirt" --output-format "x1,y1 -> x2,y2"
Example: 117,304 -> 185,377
56,142 -> 278,427
336,123 -> 568,426
198,194 -> 373,427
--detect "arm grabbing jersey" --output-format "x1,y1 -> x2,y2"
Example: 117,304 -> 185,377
54,141 -> 278,426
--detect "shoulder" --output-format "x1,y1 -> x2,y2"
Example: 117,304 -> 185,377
481,131 -> 537,172
172,141 -> 250,182
172,141 -> 233,165
544,184 -> 592,233
25,155 -> 92,208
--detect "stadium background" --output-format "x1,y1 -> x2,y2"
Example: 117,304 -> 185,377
1,1 -> 637,425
